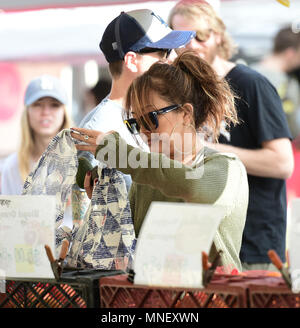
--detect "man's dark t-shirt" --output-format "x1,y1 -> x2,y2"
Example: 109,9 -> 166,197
220,64 -> 292,264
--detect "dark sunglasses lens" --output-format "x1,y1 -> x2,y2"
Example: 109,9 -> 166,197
196,30 -> 211,42
148,112 -> 159,129
137,113 -> 158,132
140,117 -> 153,131
125,119 -> 140,135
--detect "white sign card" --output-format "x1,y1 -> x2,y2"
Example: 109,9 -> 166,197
0,269 -> 5,293
0,196 -> 56,279
133,202 -> 226,288
288,198 -> 300,293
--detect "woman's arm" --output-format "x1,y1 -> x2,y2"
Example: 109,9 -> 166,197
71,127 -> 244,205
206,138 -> 294,179
95,132 -> 234,204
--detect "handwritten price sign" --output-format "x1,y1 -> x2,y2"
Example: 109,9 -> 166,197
0,196 -> 56,279
14,245 -> 34,273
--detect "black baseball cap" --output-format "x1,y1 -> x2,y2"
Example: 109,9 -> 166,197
100,9 -> 195,63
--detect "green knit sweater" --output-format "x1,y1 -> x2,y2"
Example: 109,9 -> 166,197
95,132 -> 249,272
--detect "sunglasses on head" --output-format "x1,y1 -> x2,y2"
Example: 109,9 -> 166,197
124,104 -> 182,135
195,29 -> 213,43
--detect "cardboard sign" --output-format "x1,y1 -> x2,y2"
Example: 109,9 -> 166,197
0,196 -> 56,279
133,202 -> 226,288
288,198 -> 300,293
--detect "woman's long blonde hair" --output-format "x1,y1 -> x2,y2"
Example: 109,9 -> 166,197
18,105 -> 72,181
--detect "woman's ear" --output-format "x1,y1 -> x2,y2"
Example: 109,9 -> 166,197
213,32 -> 222,46
124,52 -> 138,73
182,103 -> 194,125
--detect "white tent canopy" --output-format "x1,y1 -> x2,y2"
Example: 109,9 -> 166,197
0,1 -> 181,62
0,0 -> 171,11
0,0 -> 299,62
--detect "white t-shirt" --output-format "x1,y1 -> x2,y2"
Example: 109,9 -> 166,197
0,152 -> 24,195
78,97 -> 148,191
79,97 -> 137,147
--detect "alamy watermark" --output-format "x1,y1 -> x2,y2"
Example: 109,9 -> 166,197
96,132 -> 205,180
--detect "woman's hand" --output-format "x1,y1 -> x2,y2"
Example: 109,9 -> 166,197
71,127 -> 114,199
70,127 -> 106,155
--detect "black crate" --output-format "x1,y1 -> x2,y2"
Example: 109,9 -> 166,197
0,269 -> 123,308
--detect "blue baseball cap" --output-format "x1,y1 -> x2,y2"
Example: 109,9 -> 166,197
100,9 -> 195,63
24,75 -> 68,106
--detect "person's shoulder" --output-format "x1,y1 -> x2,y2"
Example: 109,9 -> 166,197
1,152 -> 19,182
204,147 -> 238,161
204,149 -> 247,193
79,99 -> 106,125
2,152 -> 19,170
0,152 -> 23,195
79,97 -> 112,128
228,64 -> 272,86
204,147 -> 245,171
228,64 -> 278,96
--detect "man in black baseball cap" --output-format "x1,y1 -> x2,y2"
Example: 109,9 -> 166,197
79,9 -> 195,149
73,9 -> 195,214
100,9 -> 195,64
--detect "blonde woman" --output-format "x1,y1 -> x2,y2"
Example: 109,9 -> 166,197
1,75 -> 71,195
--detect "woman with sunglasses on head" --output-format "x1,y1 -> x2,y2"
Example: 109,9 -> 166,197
71,50 -> 249,272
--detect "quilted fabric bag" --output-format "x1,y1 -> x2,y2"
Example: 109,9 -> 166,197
66,165 -> 135,270
22,129 -> 136,271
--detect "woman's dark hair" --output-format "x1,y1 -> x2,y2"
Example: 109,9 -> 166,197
90,79 -> 112,104
273,26 -> 300,54
125,50 -> 238,141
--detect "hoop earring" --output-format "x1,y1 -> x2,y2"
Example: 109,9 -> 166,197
183,122 -> 197,134
171,122 -> 198,158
